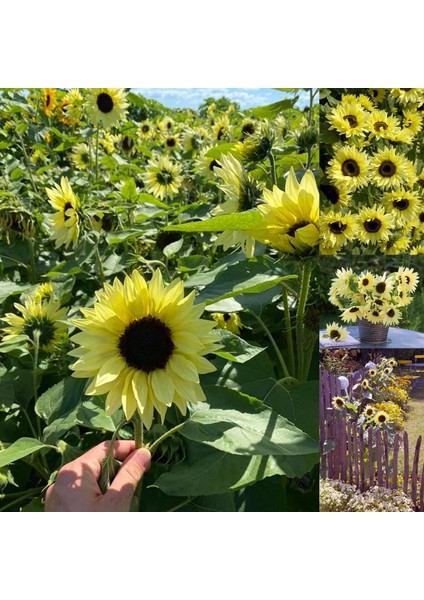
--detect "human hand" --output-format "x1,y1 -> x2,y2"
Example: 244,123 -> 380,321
45,441 -> 151,512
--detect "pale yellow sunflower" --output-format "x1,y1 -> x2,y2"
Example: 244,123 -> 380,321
327,146 -> 370,192
251,168 -> 319,256
369,147 -> 415,190
70,269 -> 221,429
41,88 -> 57,117
211,153 -> 261,257
327,101 -> 368,138
1,296 -> 67,352
86,88 -> 129,129
141,155 -> 183,200
45,177 -> 80,249
356,205 -> 395,245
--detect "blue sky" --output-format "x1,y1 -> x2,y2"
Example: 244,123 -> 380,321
134,88 -> 312,110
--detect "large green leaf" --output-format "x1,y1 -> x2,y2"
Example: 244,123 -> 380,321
35,377 -> 87,424
153,441 -> 317,497
181,408 -> 318,456
251,98 -> 297,119
77,398 -> 118,432
214,330 -> 265,363
263,380 -> 319,441
187,258 -> 296,305
165,210 -> 263,233
0,281 -> 31,303
0,438 -> 55,469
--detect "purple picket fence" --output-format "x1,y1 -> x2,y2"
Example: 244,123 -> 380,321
321,368 -> 424,511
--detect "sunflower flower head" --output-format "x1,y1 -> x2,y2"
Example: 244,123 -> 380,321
45,177 -> 80,249
141,155 -> 183,200
70,269 -> 221,429
324,322 -> 349,341
86,88 -> 129,129
1,296 -> 68,352
41,88 -> 57,117
251,168 -> 319,256
211,312 -> 242,335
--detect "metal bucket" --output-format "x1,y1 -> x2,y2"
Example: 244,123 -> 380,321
357,319 -> 389,344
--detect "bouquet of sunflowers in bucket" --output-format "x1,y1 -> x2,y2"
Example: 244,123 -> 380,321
320,88 -> 424,255
328,266 -> 419,326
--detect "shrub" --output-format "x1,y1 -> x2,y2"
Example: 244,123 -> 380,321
320,479 -> 414,512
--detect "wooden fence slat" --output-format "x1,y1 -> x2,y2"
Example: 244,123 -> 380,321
411,435 -> 422,509
420,463 -> 424,512
403,431 -> 409,495
376,429 -> 383,486
359,426 -> 365,492
348,421 -> 353,485
392,433 -> 400,491
340,416 -> 347,482
383,430 -> 390,488
369,425 -> 374,488
353,424 -> 359,488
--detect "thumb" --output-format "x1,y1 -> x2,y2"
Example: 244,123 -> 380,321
104,448 -> 151,510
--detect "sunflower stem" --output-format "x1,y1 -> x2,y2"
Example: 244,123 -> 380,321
95,245 -> 105,284
248,308 -> 290,380
99,418 -> 127,493
28,238 -> 37,284
16,130 -> 39,199
281,285 -> 295,377
296,260 -> 313,381
147,422 -> 186,455
132,412 -> 144,449
95,125 -> 100,182
269,151 -> 277,187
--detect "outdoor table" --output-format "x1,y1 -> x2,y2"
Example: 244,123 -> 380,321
319,326 -> 424,349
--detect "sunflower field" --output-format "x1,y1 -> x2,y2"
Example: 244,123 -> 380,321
0,88 -> 319,512
320,88 -> 424,255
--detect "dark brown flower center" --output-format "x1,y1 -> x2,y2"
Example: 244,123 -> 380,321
374,121 -> 388,132
321,184 -> 340,205
118,316 -> 175,373
63,202 -> 73,221
209,159 -> 220,172
97,93 -> 114,114
330,329 -> 341,339
166,138 -> 176,147
364,218 -> 382,233
387,309 -> 395,317
341,159 -> 360,177
378,160 -> 396,178
393,198 -> 409,211
349,307 -> 359,313
361,278 -> 369,286
376,282 -> 386,293
343,115 -> 358,127
329,221 -> 347,234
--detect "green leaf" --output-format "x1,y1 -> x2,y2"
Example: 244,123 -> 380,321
251,98 -> 297,119
0,438 -> 54,469
0,281 -> 31,303
35,378 -> 87,424
163,237 -> 184,257
263,380 -> 319,441
214,330 -> 265,363
107,229 -> 145,244
77,398 -> 117,432
121,178 -> 138,202
182,407 -> 318,457
165,210 -> 263,233
153,441 -> 317,497
188,258 -> 297,305
138,193 -> 168,208
205,143 -> 236,159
